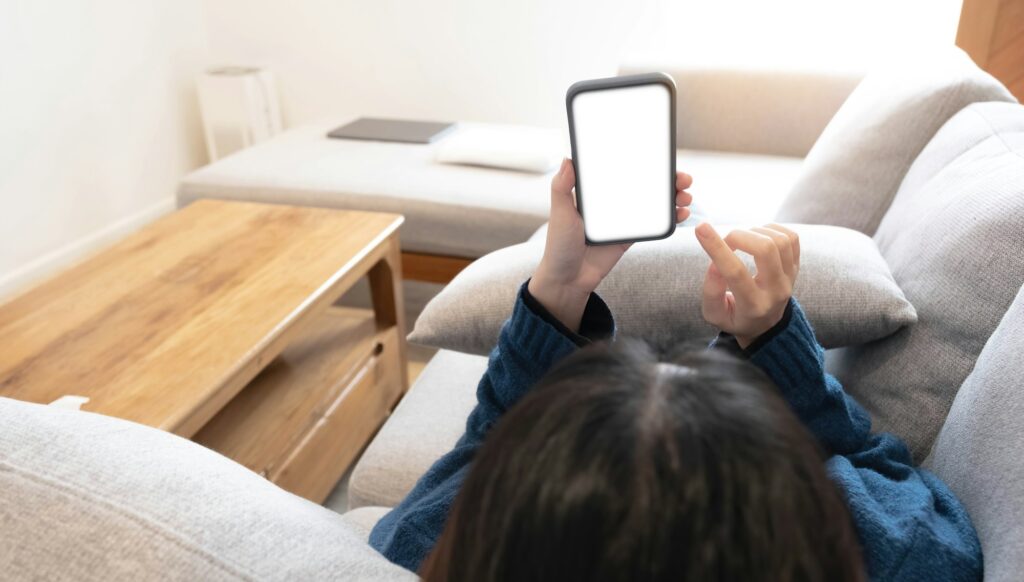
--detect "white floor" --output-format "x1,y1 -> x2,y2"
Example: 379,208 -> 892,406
323,465 -> 355,514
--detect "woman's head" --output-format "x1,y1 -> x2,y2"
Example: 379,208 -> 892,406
422,340 -> 864,582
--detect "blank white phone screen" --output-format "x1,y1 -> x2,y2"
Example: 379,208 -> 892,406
571,83 -> 672,243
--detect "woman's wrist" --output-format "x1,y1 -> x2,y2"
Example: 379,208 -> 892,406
527,274 -> 592,333
734,334 -> 756,349
733,302 -> 791,349
733,323 -> 775,350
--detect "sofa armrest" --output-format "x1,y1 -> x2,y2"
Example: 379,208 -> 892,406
0,397 -> 415,581
618,63 -> 862,157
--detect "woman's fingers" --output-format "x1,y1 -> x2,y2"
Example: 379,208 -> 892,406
549,158 -> 576,217
675,189 -> 692,207
676,171 -> 693,190
695,223 -> 758,300
724,229 -> 784,284
696,223 -> 796,344
766,223 -> 800,276
752,226 -> 795,280
675,189 -> 693,223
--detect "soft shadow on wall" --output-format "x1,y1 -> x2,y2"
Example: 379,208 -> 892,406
0,0 -> 966,300
201,0 -> 964,129
0,1 -> 209,299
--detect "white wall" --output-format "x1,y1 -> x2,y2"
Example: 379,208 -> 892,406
0,0 -> 964,300
624,0 -> 963,72
202,0 -> 962,130
0,1 -> 209,299
201,0 -> 655,129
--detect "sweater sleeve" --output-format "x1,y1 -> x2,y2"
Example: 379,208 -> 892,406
742,299 -> 982,581
369,281 -> 614,572
742,299 -> 872,456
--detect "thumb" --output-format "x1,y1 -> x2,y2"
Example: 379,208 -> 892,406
549,158 -> 576,215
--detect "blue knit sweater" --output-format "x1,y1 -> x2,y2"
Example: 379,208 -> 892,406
370,284 -> 982,581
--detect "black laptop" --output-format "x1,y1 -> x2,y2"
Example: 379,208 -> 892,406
327,117 -> 456,144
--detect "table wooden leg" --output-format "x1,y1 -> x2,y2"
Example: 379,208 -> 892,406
368,233 -> 409,393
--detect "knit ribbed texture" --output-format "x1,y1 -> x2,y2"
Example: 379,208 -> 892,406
749,300 -> 872,456
371,293 -> 981,581
369,283 -> 613,572
749,301 -> 981,581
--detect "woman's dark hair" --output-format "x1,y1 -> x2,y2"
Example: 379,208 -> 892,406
421,340 -> 865,582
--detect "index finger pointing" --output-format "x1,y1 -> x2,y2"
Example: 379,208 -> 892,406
695,223 -> 757,298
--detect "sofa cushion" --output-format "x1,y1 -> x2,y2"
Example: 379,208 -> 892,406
619,64 -> 861,158
342,507 -> 393,542
350,350 -> 486,509
0,397 -> 413,581
775,47 -> 1016,235
530,144 -> 803,236
828,102 -> 1024,462
926,281 -> 1024,582
345,341 -> 834,516
410,225 -> 916,356
675,149 -> 803,224
180,120 -> 554,258
179,120 -> 804,257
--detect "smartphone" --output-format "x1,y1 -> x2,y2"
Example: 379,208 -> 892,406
566,73 -> 677,245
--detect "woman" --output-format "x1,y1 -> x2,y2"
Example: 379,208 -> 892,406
370,160 -> 982,581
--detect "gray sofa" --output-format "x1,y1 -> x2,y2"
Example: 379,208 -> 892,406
177,68 -> 859,259
2,50 -> 1022,581
351,49 -> 1024,581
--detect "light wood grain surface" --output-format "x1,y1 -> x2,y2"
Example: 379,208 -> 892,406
271,322 -> 404,501
400,251 -> 473,284
958,0 -> 1024,100
193,307 -> 381,472
0,199 -> 404,437
194,306 -> 405,501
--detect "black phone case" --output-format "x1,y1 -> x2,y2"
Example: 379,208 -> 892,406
565,72 -> 678,246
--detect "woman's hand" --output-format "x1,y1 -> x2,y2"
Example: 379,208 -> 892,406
694,222 -> 800,348
529,158 -> 693,332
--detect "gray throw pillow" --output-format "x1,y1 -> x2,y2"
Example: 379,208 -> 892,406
925,282 -> 1024,582
410,224 -> 916,355
827,102 -> 1024,462
775,46 -> 1015,235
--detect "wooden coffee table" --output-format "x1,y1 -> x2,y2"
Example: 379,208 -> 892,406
0,200 -> 408,503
